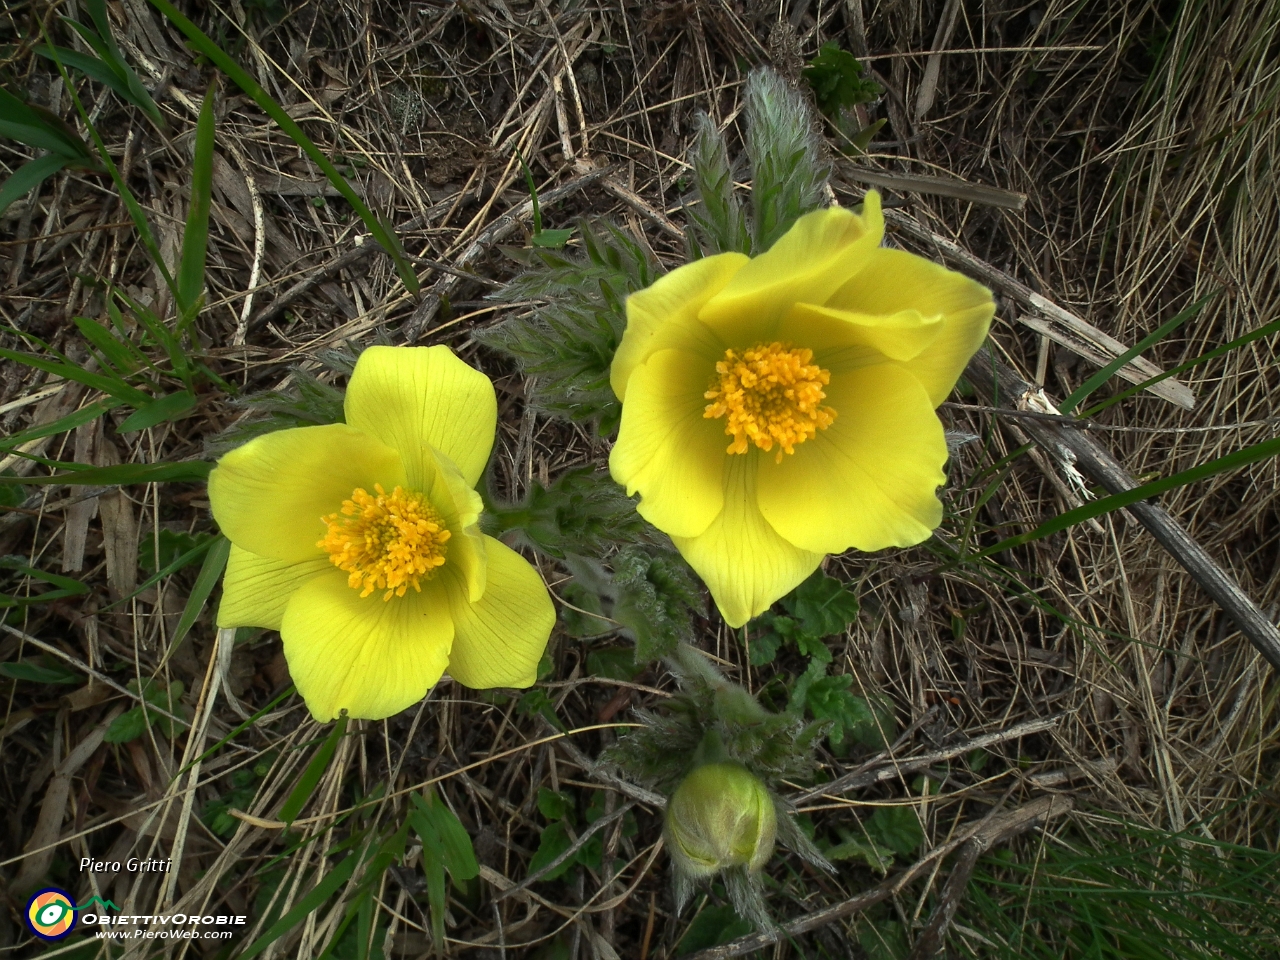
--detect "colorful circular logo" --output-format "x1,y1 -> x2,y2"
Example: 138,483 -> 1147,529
26,888 -> 77,941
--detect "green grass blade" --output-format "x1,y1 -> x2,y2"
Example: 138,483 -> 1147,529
104,535 -> 214,610
0,398 -> 121,454
168,535 -> 229,651
278,715 -> 349,825
68,1 -> 164,125
956,435 -> 1280,565
0,154 -> 71,217
1083,312 -> 1280,418
117,391 -> 198,433
238,850 -> 360,960
1059,291 -> 1218,415
0,89 -> 95,160
0,346 -> 151,406
0,460 -> 213,485
176,84 -> 215,322
39,30 -> 176,296
72,315 -> 145,374
145,0 -> 419,295
182,685 -> 295,773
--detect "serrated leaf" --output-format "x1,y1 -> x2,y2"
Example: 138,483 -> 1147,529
783,571 -> 860,638
527,821 -> 575,882
746,626 -> 782,666
803,42 -> 884,118
104,706 -> 148,743
586,647 -> 641,681
537,788 -> 574,822
866,805 -> 924,857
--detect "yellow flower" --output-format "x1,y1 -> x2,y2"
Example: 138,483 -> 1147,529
665,762 -> 777,876
610,191 -> 995,627
209,346 -> 555,721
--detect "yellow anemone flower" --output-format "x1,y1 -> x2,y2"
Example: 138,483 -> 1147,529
209,346 -> 555,721
610,191 -> 995,627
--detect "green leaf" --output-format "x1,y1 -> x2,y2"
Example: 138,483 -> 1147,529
104,706 -> 149,743
746,624 -> 783,666
0,154 -> 72,217
866,805 -> 924,856
526,821 -> 575,882
176,84 -> 216,320
409,790 -> 479,882
825,832 -> 895,874
117,391 -> 198,433
586,647 -> 641,681
484,467 -> 656,561
278,715 -> 348,824
803,42 -> 884,118
675,904 -> 752,956
783,571 -> 860,638
239,851 -> 361,960
145,0 -> 419,295
169,535 -> 229,650
537,788 -> 575,822
0,658 -> 80,684
532,228 -> 574,249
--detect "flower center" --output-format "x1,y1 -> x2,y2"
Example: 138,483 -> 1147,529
703,342 -> 836,463
318,484 -> 450,601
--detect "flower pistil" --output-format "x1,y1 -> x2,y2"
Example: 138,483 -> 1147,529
319,484 -> 450,600
703,342 -> 836,463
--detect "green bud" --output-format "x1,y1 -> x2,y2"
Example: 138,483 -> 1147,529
664,762 -> 777,877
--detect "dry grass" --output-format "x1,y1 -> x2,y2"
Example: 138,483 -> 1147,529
0,0 -> 1277,957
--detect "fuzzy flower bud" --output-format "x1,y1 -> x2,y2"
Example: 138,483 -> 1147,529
664,762 -> 777,877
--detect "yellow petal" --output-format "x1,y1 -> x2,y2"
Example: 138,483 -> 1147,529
280,571 -> 454,721
610,349 -> 728,539
443,536 -> 554,689
345,345 -> 498,488
209,424 -> 406,563
698,193 -> 884,344
672,455 -> 822,628
611,253 -> 747,401
756,365 -> 946,555
416,445 -> 488,603
782,303 -> 944,373
217,545 -> 331,630
827,247 -> 994,406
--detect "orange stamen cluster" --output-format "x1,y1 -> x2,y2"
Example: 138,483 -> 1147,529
703,342 -> 836,463
319,484 -> 450,601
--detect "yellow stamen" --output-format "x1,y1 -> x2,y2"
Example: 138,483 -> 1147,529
318,484 -> 450,601
703,342 -> 836,463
